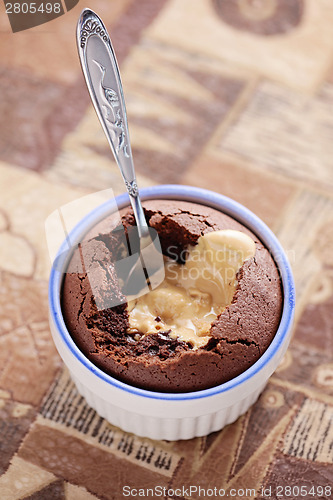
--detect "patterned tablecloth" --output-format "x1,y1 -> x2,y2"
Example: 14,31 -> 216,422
0,1 -> 332,498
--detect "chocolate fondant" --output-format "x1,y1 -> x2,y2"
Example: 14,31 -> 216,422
61,200 -> 283,392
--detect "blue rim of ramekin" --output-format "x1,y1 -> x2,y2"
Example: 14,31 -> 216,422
49,185 -> 295,401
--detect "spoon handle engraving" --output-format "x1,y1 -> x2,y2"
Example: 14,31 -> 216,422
77,9 -> 140,201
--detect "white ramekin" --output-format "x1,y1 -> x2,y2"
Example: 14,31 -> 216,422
49,185 -> 295,441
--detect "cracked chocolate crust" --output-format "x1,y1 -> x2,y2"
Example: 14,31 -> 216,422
61,200 -> 283,392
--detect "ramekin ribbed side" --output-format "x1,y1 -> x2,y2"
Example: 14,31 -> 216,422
70,372 -> 265,440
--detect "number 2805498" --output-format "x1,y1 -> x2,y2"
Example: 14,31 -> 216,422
5,3 -> 61,14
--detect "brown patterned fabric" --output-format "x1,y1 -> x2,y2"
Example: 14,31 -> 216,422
0,1 -> 332,498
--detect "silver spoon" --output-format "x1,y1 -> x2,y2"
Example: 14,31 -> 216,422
77,8 -> 164,299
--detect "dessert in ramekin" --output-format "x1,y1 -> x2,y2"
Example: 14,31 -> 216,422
49,185 -> 295,440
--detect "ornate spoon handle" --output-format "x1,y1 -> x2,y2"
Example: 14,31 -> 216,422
77,8 -> 149,238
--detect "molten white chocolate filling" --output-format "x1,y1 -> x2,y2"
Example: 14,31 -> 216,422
127,230 -> 256,349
